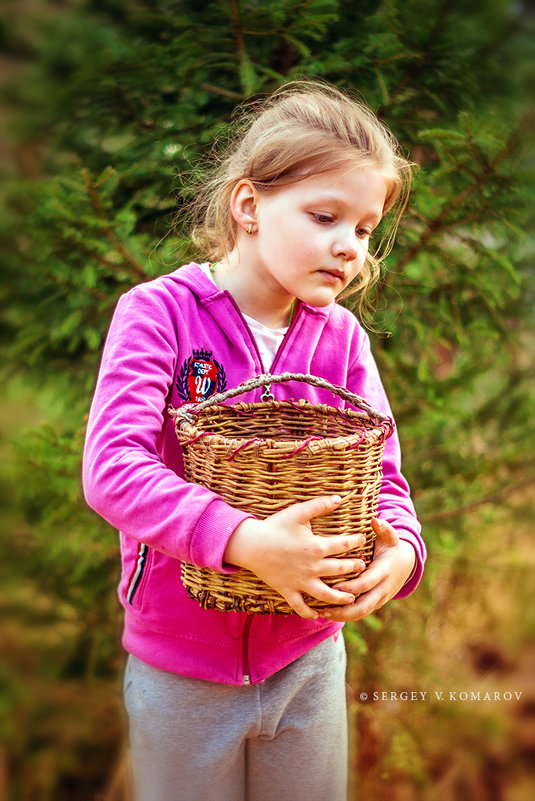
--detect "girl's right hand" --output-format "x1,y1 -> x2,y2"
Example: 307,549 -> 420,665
223,495 -> 367,619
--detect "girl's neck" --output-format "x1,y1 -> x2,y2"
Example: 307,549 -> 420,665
210,259 -> 295,330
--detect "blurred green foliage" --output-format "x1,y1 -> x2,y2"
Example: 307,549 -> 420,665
1,0 -> 534,798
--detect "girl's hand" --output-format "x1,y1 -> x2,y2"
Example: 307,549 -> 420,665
317,518 -> 416,622
224,495 -> 368,619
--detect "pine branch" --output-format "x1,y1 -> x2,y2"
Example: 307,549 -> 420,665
200,82 -> 242,99
390,119 -> 529,277
81,169 -> 147,279
377,0 -> 450,117
419,475 -> 535,523
464,112 -> 491,173
229,0 -> 255,95
63,233 -> 141,286
229,0 -> 245,56
444,150 -> 479,180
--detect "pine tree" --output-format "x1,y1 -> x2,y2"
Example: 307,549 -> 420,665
1,0 -> 533,797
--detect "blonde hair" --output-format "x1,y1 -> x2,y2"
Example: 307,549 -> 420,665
185,80 -> 413,310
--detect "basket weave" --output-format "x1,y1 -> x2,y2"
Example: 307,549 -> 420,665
169,372 -> 394,615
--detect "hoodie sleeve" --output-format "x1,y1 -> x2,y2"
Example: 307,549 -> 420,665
82,284 -> 252,572
348,330 -> 426,599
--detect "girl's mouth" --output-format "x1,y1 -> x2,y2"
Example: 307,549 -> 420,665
317,269 -> 345,284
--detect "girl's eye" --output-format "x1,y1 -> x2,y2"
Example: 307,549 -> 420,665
312,213 -> 334,224
356,227 -> 372,239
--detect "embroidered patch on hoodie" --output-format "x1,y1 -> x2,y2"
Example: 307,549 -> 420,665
176,349 -> 227,402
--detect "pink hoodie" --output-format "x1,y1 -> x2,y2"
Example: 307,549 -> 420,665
83,263 -> 425,685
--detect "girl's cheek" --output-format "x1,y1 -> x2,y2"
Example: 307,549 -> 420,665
301,247 -> 321,265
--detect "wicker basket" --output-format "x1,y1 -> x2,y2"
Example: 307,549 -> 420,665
169,372 -> 394,615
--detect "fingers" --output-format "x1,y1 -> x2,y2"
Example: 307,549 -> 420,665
322,563 -> 394,621
320,586 -> 389,622
296,531 -> 366,564
307,579 -> 356,607
284,591 -> 320,620
372,517 -> 399,546
319,557 -> 366,578
334,563 -> 386,596
282,517 -> 404,621
284,494 -> 342,525
284,570 -> 363,617
319,519 -> 397,562
322,533 -> 367,557
331,546 -> 392,598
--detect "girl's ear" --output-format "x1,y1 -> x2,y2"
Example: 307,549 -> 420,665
230,180 -> 258,232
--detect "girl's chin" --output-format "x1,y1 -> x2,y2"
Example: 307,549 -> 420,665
295,289 -> 339,308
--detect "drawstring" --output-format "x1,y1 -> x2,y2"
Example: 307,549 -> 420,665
287,300 -> 295,326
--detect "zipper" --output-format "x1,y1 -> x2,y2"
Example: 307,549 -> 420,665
242,614 -> 254,685
222,297 -> 304,685
224,291 -> 303,391
225,295 -> 302,686
224,292 -> 266,374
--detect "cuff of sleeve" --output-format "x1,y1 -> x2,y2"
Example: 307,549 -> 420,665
392,529 -> 426,600
189,498 -> 255,574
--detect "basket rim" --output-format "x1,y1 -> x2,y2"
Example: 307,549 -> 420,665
173,398 -> 391,456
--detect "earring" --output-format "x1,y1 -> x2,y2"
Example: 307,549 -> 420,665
246,223 -> 255,235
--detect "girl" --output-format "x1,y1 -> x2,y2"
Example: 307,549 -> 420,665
83,80 -> 426,801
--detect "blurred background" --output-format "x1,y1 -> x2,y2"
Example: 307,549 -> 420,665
1,1 -> 534,799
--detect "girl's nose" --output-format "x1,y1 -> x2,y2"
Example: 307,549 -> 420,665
332,235 -> 359,261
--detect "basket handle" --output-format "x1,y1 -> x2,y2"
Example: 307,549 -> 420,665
170,371 -> 392,428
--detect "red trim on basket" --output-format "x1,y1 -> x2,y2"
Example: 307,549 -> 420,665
227,438 -> 264,460
379,419 -> 395,442
346,430 -> 368,450
183,431 -> 211,446
288,435 -> 325,456
336,407 -> 358,423
285,399 -> 307,412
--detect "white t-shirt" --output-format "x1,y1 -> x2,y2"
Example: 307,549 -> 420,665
199,263 -> 287,370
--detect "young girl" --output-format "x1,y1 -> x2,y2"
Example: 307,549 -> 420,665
83,80 -> 426,801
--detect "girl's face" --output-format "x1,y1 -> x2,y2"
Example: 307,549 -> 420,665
249,164 -> 389,312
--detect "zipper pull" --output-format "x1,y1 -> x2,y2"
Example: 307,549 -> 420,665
243,674 -> 251,686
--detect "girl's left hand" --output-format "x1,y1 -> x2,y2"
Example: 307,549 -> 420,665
318,518 -> 416,622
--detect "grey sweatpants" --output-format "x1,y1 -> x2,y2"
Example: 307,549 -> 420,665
124,633 -> 348,801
